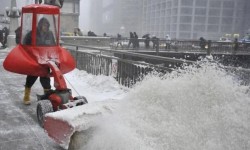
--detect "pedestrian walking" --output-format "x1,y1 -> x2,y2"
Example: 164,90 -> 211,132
1,27 -> 9,48
15,26 -> 21,44
116,33 -> 123,48
134,32 -> 139,48
128,32 -> 134,48
142,34 -> 150,49
233,38 -> 239,54
199,37 -> 206,50
151,35 -> 159,49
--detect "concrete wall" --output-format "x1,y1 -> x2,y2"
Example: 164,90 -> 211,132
60,36 -> 111,47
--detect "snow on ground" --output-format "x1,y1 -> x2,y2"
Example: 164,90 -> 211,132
56,62 -> 250,150
64,69 -> 128,103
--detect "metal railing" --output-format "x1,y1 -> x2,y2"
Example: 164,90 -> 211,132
109,38 -> 250,55
62,43 -> 195,87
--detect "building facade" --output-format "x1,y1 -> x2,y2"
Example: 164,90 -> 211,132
142,0 -> 250,40
88,0 -> 250,40
60,0 -> 80,33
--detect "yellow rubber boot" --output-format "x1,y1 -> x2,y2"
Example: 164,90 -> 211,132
23,87 -> 31,105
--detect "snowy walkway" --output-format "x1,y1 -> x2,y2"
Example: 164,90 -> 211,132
0,50 -> 63,150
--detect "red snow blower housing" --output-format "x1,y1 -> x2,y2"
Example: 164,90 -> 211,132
3,4 -> 87,128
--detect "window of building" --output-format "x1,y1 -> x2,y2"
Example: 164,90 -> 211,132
221,25 -> 232,32
179,32 -> 191,39
193,25 -> 205,31
236,10 -> 244,16
195,0 -> 207,7
180,7 -> 193,15
223,1 -> 234,8
195,8 -> 206,16
179,24 -> 191,31
181,0 -> 193,6
208,17 -> 220,24
207,25 -> 219,32
171,16 -> 177,23
74,1 -> 79,13
194,16 -> 206,24
172,8 -> 178,15
61,1 -> 73,13
222,9 -> 234,17
180,16 -> 192,23
167,1 -> 172,8
166,9 -> 171,15
173,0 -> 178,7
209,9 -> 220,16
209,1 -> 221,8
222,17 -> 233,24
171,24 -> 177,31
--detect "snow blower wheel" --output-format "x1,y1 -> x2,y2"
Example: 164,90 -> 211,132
37,100 -> 53,128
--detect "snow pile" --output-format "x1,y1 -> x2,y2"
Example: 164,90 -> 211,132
64,69 -> 127,102
81,62 -> 250,150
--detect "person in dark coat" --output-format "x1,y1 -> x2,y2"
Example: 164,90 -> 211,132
116,33 -> 123,48
142,34 -> 150,48
128,32 -> 134,48
15,26 -> 21,44
151,35 -> 159,49
134,32 -> 139,48
199,37 -> 206,50
0,29 -> 3,48
88,31 -> 97,36
22,17 -> 54,105
233,38 -> 239,53
1,27 -> 9,48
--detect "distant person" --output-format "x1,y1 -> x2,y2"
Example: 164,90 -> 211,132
116,33 -> 123,48
128,32 -> 134,48
142,34 -> 150,49
77,28 -> 83,36
199,37 -> 206,50
0,29 -> 3,48
74,28 -> 81,36
134,32 -> 139,48
1,27 -> 9,48
103,33 -> 107,37
233,38 -> 239,53
165,34 -> 171,49
151,35 -> 159,49
87,31 -> 91,36
88,31 -> 97,36
15,26 -> 21,44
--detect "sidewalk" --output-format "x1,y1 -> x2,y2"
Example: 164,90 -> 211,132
0,50 -> 63,150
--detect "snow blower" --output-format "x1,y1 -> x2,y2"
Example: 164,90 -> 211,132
3,4 -> 90,149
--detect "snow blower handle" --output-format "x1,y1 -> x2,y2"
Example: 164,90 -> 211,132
47,60 -> 67,90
